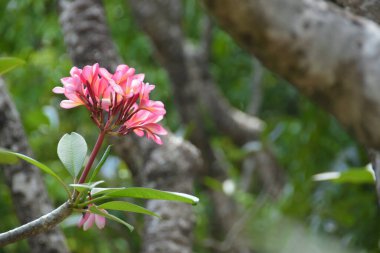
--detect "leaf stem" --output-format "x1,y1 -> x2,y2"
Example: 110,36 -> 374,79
77,195 -> 111,207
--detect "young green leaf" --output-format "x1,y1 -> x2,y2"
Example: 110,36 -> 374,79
69,181 -> 105,193
89,145 -> 112,183
57,132 -> 87,178
89,206 -> 134,231
313,167 -> 375,184
0,57 -> 25,75
0,149 -> 70,197
92,187 -> 199,205
99,201 -> 160,218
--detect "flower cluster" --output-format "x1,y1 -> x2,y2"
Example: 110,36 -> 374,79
53,63 -> 167,144
78,204 -> 107,231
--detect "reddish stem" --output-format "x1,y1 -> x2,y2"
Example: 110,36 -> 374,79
78,131 -> 106,184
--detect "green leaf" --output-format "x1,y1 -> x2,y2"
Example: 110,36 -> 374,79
89,206 -> 134,231
92,187 -> 199,205
313,166 -> 375,184
0,148 -> 19,164
99,201 -> 160,218
0,57 -> 25,75
57,132 -> 87,178
0,148 -> 70,197
89,145 -> 112,183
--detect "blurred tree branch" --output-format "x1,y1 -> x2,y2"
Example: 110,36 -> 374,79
201,0 -> 380,150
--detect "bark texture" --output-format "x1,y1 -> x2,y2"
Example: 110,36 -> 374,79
58,1 -> 201,252
331,0 -> 380,23
59,0 -> 121,70
201,0 -> 380,150
113,135 -> 200,253
0,78 -> 70,252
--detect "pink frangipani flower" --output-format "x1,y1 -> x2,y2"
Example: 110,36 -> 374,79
78,204 -> 107,231
53,63 -> 167,144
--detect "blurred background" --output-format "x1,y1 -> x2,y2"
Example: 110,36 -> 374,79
0,0 -> 379,252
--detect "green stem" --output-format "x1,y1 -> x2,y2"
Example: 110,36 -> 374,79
78,131 -> 106,184
77,195 -> 111,208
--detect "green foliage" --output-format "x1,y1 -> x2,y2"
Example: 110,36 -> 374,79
57,132 -> 88,178
89,205 -> 134,232
314,166 -> 375,184
0,149 -> 19,164
92,187 -> 199,205
0,148 -> 70,196
0,57 -> 25,75
1,0 -> 379,252
99,201 -> 160,218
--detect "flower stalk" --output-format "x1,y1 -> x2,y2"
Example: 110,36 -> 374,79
78,130 -> 106,184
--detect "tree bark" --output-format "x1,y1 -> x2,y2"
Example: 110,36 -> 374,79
330,0 -> 380,23
201,0 -> 380,150
58,0 -> 121,70
58,1 -> 201,252
112,135 -> 200,253
0,78 -> 70,252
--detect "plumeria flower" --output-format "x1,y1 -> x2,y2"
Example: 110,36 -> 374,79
53,63 -> 167,144
78,204 -> 108,231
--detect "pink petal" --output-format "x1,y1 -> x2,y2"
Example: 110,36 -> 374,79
140,100 -> 166,115
64,90 -> 81,101
78,212 -> 90,228
95,214 -> 106,229
146,131 -> 163,145
60,100 -> 82,109
82,65 -> 97,83
143,123 -> 168,135
113,71 -> 124,83
96,78 -> 108,96
152,135 -> 163,145
99,67 -> 113,79
134,73 -> 145,82
116,64 -> 130,73
83,213 -> 95,231
70,66 -> 81,77
133,129 -> 145,137
60,77 -> 74,86
112,84 -> 124,95
126,67 -> 135,76
52,87 -> 65,94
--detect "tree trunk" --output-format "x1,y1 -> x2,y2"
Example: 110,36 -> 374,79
0,78 -> 70,253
